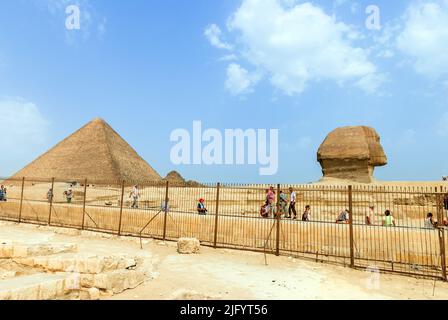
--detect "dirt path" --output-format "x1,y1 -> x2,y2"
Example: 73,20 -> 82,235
1,222 -> 448,300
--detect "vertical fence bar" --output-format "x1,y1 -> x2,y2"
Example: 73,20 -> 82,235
275,183 -> 281,256
117,180 -> 125,236
81,178 -> 88,230
162,180 -> 169,241
439,228 -> 447,281
436,187 -> 447,280
47,178 -> 55,226
213,182 -> 221,248
348,185 -> 355,268
18,177 -> 25,223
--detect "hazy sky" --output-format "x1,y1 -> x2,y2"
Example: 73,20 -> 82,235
1,0 -> 447,183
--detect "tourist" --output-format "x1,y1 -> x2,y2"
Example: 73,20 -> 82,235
302,205 -> 311,221
260,203 -> 269,218
287,187 -> 297,219
266,186 -> 276,217
279,190 -> 288,217
366,205 -> 375,225
0,185 -> 5,201
47,188 -> 54,202
424,212 -> 436,229
63,189 -> 73,204
197,198 -> 207,215
444,193 -> 448,218
130,185 -> 140,208
382,210 -> 395,227
161,197 -> 169,212
336,209 -> 350,224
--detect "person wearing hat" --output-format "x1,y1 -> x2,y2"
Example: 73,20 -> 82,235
197,198 -> 208,215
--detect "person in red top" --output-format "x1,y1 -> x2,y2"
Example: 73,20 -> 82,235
266,186 -> 276,217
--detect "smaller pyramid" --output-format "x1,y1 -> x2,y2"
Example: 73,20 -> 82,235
163,171 -> 186,183
10,118 -> 161,183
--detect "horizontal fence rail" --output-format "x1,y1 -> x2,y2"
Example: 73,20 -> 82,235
0,177 -> 447,280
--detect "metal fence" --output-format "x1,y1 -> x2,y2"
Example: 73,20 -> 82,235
0,177 -> 447,280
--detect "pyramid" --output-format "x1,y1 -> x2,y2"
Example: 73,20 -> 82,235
163,171 -> 186,184
10,118 -> 161,183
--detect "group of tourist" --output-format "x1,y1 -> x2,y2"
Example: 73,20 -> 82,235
46,187 -> 73,203
42,184 -> 448,229
0,185 -> 7,201
260,187 -> 308,220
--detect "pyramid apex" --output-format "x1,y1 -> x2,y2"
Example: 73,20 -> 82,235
90,117 -> 106,124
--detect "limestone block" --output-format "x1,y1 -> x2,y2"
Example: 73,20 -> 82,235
12,246 -> 28,258
9,285 -> 40,300
80,287 -> 100,300
93,270 -> 145,294
0,245 -> 13,258
177,238 -> 201,254
80,274 -> 95,288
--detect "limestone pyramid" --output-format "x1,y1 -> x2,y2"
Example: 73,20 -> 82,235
10,118 -> 161,183
163,171 -> 186,184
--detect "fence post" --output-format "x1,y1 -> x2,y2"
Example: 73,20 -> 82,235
162,180 -> 169,241
81,178 -> 88,230
117,180 -> 125,236
348,185 -> 355,268
275,183 -> 281,256
18,177 -> 25,223
48,178 -> 55,226
437,186 -> 447,280
213,182 -> 221,248
439,228 -> 447,281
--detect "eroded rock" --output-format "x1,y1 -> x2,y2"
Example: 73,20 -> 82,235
317,126 -> 387,183
177,238 -> 200,254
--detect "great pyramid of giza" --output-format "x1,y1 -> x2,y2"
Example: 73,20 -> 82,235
10,118 -> 161,183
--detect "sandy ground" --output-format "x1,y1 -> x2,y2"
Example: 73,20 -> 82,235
1,222 -> 448,300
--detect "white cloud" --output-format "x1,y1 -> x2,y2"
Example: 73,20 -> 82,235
0,98 -> 49,147
219,54 -> 238,62
210,0 -> 383,95
0,98 -> 49,176
204,24 -> 233,50
225,63 -> 260,95
396,1 -> 448,78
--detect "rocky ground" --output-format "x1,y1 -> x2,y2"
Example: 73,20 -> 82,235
1,221 -> 448,300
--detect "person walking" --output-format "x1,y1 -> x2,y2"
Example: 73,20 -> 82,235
287,187 -> 297,219
130,185 -> 140,208
47,188 -> 54,203
279,190 -> 288,217
266,186 -> 276,217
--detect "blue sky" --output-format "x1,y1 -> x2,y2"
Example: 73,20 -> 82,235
1,0 -> 447,183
